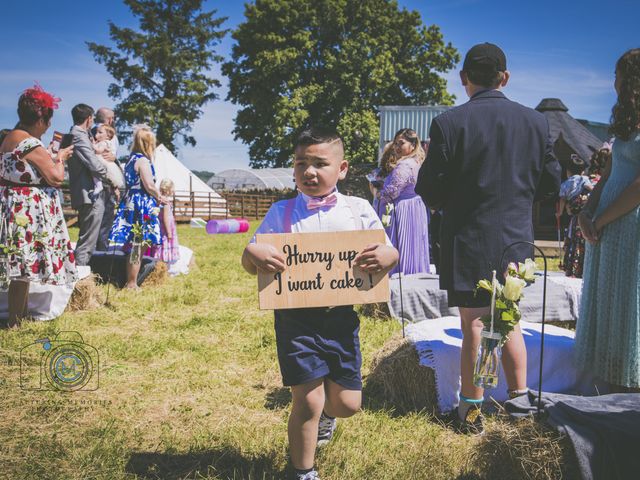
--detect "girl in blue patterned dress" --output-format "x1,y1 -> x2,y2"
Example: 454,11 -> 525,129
109,128 -> 164,289
576,48 -> 640,390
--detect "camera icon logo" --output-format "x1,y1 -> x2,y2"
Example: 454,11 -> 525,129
20,331 -> 99,392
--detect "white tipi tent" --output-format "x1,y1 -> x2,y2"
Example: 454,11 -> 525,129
153,144 -> 227,218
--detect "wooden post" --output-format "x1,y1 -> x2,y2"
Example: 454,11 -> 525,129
241,195 -> 245,218
225,194 -> 229,219
255,196 -> 259,219
208,192 -> 212,219
191,191 -> 195,218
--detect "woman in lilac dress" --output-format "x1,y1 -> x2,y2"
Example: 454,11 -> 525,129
374,128 -> 430,275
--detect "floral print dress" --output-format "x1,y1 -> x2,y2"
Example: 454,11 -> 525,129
108,153 -> 161,250
0,137 -> 77,285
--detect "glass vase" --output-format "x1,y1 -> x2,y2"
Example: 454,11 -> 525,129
0,255 -> 9,290
473,330 -> 503,389
129,241 -> 142,265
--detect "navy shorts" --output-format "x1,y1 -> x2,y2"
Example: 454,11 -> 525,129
447,289 -> 491,308
274,306 -> 362,390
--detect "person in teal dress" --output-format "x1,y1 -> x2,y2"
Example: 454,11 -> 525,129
109,128 -> 165,289
576,48 -> 640,391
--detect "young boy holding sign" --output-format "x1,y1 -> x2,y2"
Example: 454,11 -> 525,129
242,128 -> 398,480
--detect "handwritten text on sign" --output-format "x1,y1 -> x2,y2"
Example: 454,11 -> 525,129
257,230 -> 390,309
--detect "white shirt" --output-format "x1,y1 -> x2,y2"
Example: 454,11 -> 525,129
251,191 -> 392,245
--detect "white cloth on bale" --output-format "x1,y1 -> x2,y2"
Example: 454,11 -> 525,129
405,316 -> 605,413
0,266 -> 91,321
167,245 -> 193,276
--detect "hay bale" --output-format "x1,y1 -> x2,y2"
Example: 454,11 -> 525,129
365,334 -> 437,414
143,261 -> 168,286
359,302 -> 391,319
473,416 -> 579,480
68,274 -> 103,311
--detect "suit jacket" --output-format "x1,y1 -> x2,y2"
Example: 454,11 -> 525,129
67,125 -> 112,208
415,89 -> 561,291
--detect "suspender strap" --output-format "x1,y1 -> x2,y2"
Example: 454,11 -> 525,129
283,197 -> 296,233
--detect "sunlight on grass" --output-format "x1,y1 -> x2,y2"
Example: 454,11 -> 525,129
0,223 -> 568,479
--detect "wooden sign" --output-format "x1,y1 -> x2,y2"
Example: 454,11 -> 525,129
257,230 -> 390,310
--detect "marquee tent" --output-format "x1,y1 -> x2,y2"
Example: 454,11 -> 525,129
207,168 -> 294,191
154,145 -> 221,194
153,144 -> 227,218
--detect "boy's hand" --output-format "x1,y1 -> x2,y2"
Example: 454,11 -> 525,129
244,243 -> 286,273
354,243 -> 399,273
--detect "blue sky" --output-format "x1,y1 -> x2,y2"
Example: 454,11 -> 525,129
1,0 -> 637,172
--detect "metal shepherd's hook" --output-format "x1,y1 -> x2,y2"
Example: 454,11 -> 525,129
391,199 -> 406,338
499,241 -> 548,417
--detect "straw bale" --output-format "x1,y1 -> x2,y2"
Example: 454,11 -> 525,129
67,274 -> 103,311
144,261 -> 168,286
366,334 -> 438,414
474,415 -> 579,480
359,302 -> 391,319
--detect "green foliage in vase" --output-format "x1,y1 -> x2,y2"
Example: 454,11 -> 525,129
476,259 -> 537,345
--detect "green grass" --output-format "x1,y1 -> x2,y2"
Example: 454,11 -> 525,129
0,224 -> 568,479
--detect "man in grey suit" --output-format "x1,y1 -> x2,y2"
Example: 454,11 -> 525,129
92,107 -> 120,251
68,104 -> 119,266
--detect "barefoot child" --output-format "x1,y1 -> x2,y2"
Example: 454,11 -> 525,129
242,128 -> 398,480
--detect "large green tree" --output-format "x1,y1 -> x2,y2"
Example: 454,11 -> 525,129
224,0 -> 459,167
88,0 -> 228,152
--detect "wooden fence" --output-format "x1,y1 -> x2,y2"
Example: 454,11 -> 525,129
61,188 -> 285,225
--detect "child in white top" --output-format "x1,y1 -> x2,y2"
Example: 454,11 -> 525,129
92,124 -> 125,194
242,128 -> 398,480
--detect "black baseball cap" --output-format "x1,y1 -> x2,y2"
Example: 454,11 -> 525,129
462,43 -> 507,72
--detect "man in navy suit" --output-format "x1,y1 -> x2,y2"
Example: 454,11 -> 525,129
416,43 -> 561,433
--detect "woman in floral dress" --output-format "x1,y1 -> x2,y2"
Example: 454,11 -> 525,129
0,85 -> 76,328
109,128 -> 164,289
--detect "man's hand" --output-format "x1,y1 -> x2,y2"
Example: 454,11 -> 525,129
102,150 -> 116,162
113,187 -> 120,202
354,243 -> 399,273
578,211 -> 598,243
243,243 -> 286,274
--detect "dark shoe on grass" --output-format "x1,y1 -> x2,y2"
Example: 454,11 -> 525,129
317,411 -> 337,447
450,405 -> 485,435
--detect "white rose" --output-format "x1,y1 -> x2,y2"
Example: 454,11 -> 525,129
15,214 -> 29,228
518,258 -> 536,282
503,275 -> 526,302
151,207 -> 160,217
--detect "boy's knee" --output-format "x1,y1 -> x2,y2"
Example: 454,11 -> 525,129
339,400 -> 361,418
292,384 -> 325,417
326,392 -> 361,418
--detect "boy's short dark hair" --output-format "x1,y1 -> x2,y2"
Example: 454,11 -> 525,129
71,104 -> 95,125
295,127 -> 343,149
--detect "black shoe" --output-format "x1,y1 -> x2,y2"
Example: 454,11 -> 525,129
450,405 -> 485,435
